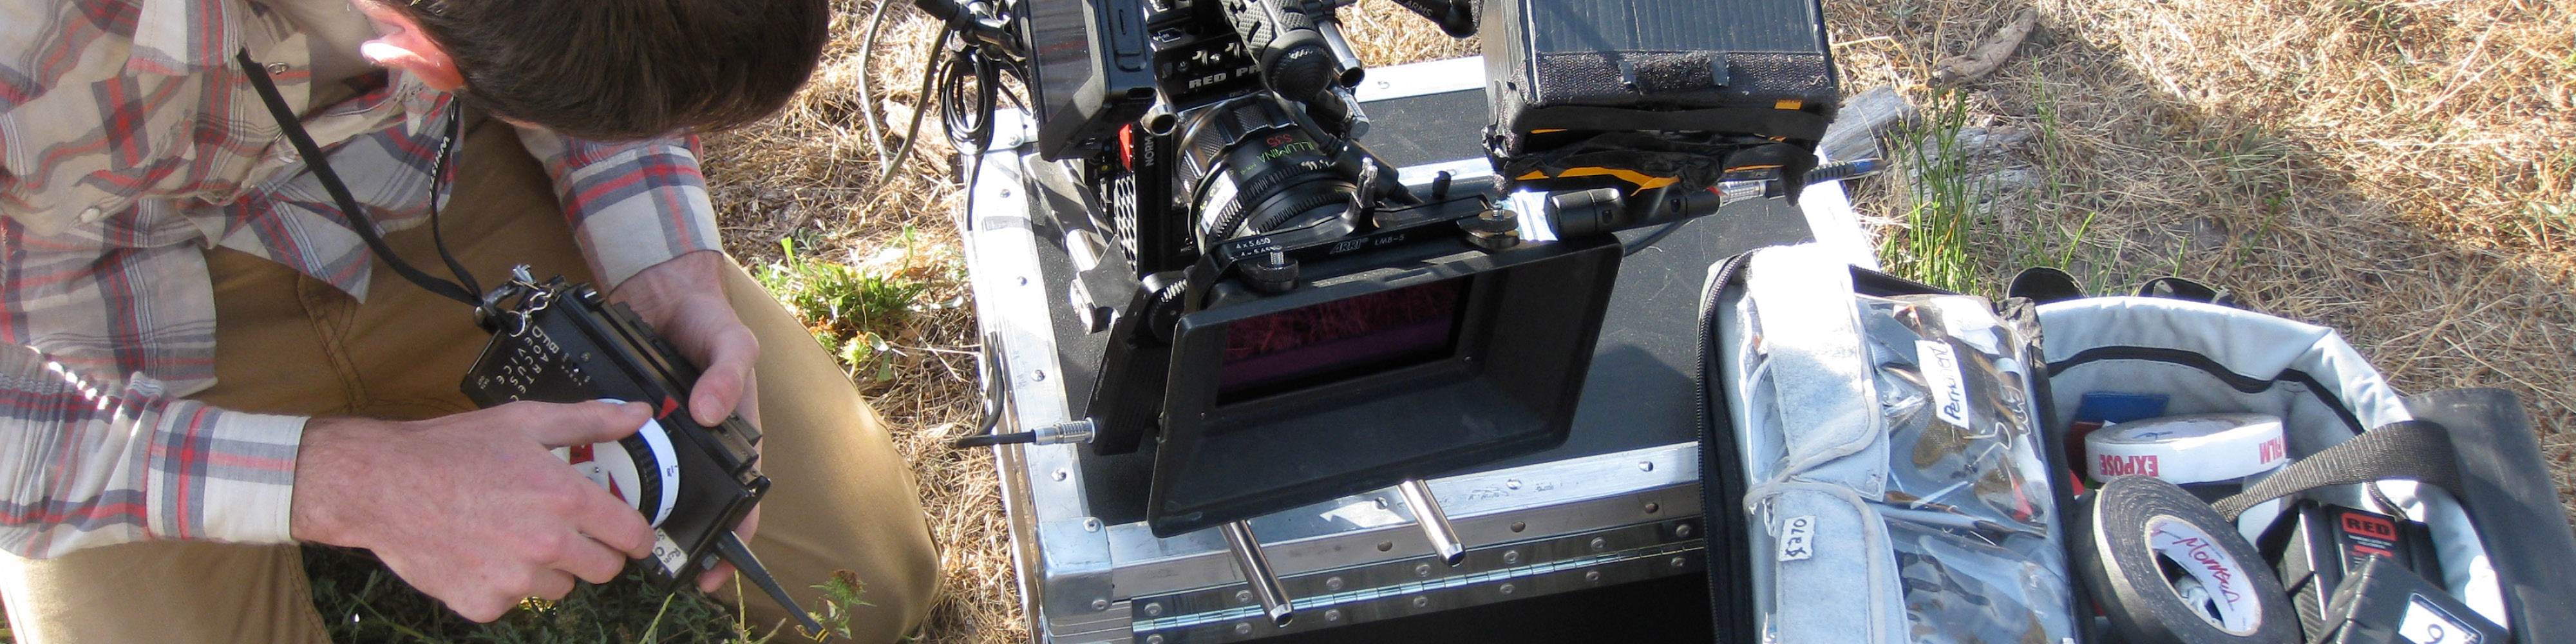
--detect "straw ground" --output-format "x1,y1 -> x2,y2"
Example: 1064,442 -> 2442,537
700,0 -> 2571,641
2,0 -> 2533,642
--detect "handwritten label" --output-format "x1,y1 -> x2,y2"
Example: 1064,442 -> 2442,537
1917,340 -> 1973,428
1777,515 -> 1817,562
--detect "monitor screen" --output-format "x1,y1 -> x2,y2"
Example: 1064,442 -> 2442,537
1217,277 -> 1470,404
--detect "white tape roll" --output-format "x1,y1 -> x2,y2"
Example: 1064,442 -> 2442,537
2085,413 -> 2289,485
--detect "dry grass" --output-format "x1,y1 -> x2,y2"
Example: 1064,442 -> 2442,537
1830,0 -> 2575,506
700,0 -> 2575,641
702,3 -> 1005,641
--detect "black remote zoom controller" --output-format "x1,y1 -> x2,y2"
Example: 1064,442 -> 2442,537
461,267 -> 819,633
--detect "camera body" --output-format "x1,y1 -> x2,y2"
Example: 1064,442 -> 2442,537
1007,0 -> 1835,536
460,274 -> 770,591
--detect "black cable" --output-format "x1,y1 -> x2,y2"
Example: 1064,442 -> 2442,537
875,32 -> 954,187
238,50 -> 482,308
952,431 -> 1038,448
422,111 -> 482,299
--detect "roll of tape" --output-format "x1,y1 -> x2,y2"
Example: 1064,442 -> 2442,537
2076,476 -> 2300,644
2085,413 -> 2289,484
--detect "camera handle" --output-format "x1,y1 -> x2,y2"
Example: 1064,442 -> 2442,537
1222,520 -> 1298,627
1397,479 -> 1469,566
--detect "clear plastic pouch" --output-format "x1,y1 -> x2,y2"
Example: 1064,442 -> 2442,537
1719,244 -> 2076,644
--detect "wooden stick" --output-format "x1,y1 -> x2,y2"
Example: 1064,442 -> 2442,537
1933,9 -> 2042,84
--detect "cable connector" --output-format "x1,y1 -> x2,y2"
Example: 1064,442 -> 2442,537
949,419 -> 1098,448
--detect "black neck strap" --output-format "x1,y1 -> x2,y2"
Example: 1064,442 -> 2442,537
235,50 -> 484,309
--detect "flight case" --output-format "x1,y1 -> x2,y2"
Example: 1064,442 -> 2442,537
961,56 -> 1876,643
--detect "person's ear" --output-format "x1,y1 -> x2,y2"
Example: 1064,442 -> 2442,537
352,0 -> 466,91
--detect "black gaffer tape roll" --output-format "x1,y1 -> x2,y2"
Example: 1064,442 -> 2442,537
2076,475 -> 2301,644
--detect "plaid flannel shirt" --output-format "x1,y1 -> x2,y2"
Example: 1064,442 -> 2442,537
0,0 -> 723,556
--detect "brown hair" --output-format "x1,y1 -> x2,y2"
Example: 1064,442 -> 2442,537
390,0 -> 831,140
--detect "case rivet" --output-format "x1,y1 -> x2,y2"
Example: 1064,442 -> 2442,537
1670,556 -> 1687,568
1503,550 -> 1521,564
1586,571 -> 1603,582
1499,583 -> 1516,595
1234,623 -> 1253,636
1414,563 -> 1432,577
1091,598 -> 1109,611
1639,461 -> 1654,471
1676,523 -> 1694,538
1236,590 -> 1254,604
1325,576 -> 1344,591
1412,596 -> 1430,608
1325,609 -> 1342,622
1643,502 -> 1660,514
1589,537 -> 1607,551
1143,602 -> 1164,617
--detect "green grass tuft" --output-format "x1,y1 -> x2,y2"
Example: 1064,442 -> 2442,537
304,545 -> 874,643
1882,88 -> 1989,293
753,238 -> 929,383
306,546 -> 778,643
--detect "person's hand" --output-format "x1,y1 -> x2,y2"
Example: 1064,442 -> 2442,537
290,401 -> 660,622
609,249 -> 762,591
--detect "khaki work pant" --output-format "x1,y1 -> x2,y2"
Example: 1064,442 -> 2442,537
0,115 -> 939,643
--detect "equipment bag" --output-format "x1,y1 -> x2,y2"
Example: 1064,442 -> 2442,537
1696,243 -> 2576,643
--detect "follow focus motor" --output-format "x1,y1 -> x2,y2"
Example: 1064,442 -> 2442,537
936,0 -> 1841,536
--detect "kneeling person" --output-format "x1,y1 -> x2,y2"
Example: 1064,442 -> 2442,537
0,0 -> 938,641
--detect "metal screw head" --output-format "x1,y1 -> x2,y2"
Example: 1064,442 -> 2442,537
1032,370 -> 1047,381
1510,521 -> 1526,533
1505,478 -> 1522,490
1374,497 -> 1388,509
1670,556 -> 1688,568
1675,523 -> 1695,538
1143,602 -> 1164,617
998,188 -> 1014,198
1325,576 -> 1345,591
1051,469 -> 1069,481
1236,590 -> 1254,604
1586,571 -> 1603,582
1377,541 -> 1393,552
1640,461 -> 1655,471
1090,598 -> 1110,611
1644,502 -> 1661,514
1502,550 -> 1522,565
1235,623 -> 1253,636
1412,596 -> 1430,608
1415,563 -> 1432,577
1589,537 -> 1607,551
1083,518 -> 1101,532
1499,583 -> 1516,595
1146,635 -> 1164,644
1325,609 -> 1343,622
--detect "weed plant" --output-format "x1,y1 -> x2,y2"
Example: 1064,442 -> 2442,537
753,238 -> 929,382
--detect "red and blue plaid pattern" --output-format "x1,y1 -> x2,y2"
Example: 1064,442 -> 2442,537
0,0 -> 721,554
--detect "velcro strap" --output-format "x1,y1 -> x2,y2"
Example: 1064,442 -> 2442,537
2211,421 -> 2461,520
